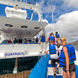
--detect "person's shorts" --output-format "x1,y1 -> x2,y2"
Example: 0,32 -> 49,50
63,63 -> 76,73
51,59 -> 59,67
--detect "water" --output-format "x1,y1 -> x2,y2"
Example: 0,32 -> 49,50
0,56 -> 38,75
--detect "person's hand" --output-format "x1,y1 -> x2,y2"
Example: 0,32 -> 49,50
38,42 -> 41,44
45,55 -> 47,58
45,51 -> 47,58
67,71 -> 71,78
46,40 -> 48,43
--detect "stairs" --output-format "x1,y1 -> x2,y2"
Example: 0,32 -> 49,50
47,60 -> 63,78
29,54 -> 78,78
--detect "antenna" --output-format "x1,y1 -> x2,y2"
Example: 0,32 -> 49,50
51,6 -> 55,33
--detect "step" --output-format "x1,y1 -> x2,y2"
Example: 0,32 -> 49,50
47,60 -> 63,78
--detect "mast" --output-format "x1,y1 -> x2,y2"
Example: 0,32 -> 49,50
51,6 -> 55,33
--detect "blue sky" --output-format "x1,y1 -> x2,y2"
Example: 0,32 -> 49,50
0,0 -> 78,23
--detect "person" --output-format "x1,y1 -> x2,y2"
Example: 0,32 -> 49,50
59,37 -> 76,78
18,39 -> 22,44
24,38 -> 27,43
7,39 -> 12,43
39,34 -> 46,53
48,33 -> 55,44
55,32 -> 60,44
35,37 -> 39,43
55,32 -> 60,38
29,39 -> 32,43
13,38 -> 18,44
1,40 -> 8,44
45,40 -> 59,78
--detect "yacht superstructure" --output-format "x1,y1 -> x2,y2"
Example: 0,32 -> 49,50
0,0 -> 48,75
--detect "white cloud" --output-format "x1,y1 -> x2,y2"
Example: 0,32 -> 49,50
41,19 -> 48,23
45,11 -> 78,42
64,0 -> 78,8
38,0 -> 55,16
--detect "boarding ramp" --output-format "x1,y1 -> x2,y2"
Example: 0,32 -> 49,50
29,54 -> 50,78
29,54 -> 78,78
47,60 -> 62,78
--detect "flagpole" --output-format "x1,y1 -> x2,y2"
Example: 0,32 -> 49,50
51,6 -> 55,34
52,11 -> 54,33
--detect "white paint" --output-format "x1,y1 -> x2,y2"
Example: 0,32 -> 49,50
0,44 -> 42,59
0,51 -> 5,58
5,7 -> 27,19
0,0 -> 42,21
0,16 -> 47,39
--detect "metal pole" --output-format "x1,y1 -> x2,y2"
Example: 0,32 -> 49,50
31,12 -> 33,21
25,0 -> 27,3
20,0 -> 22,2
52,11 -> 54,33
13,58 -> 18,74
51,5 -> 55,33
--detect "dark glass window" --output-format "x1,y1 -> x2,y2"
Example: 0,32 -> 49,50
5,24 -> 13,27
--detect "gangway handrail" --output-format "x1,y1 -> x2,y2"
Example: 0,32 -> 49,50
29,54 -> 50,78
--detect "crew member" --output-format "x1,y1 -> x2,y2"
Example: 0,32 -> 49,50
55,32 -> 60,44
48,33 -> 55,44
39,34 -> 46,53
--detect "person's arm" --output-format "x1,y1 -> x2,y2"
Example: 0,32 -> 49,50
38,37 -> 41,44
63,47 -> 71,78
45,46 -> 49,54
63,47 -> 69,71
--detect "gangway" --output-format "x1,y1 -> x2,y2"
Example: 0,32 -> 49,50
29,53 -> 78,78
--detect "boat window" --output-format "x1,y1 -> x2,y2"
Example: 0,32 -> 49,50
21,26 -> 28,28
34,27 -> 39,29
5,24 -> 13,27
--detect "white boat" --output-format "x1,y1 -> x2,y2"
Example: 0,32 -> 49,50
0,0 -> 48,75
0,1 -> 78,78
